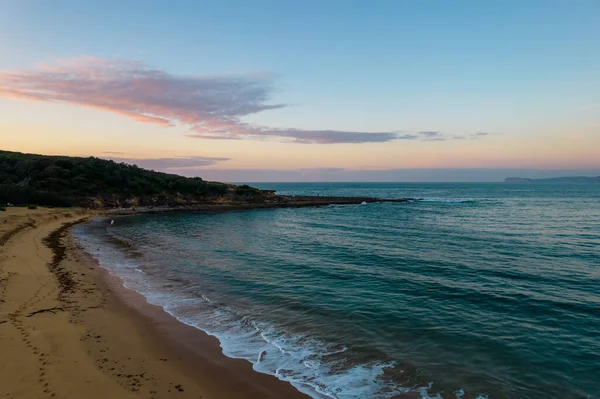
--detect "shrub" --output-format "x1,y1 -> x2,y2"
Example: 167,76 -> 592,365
0,206 -> 6,211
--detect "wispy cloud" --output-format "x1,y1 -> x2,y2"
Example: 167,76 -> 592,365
187,129 -> 421,144
418,131 -> 443,138
451,132 -> 494,140
0,58 -> 491,144
105,156 -> 230,170
417,131 -> 447,141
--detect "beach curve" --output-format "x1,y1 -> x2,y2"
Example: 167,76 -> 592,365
0,207 -> 312,399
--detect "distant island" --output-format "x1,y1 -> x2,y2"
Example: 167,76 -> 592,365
505,176 -> 600,183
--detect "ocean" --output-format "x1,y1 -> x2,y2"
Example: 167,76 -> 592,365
73,183 -> 600,399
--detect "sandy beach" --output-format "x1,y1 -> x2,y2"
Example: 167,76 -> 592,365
0,207 -> 310,399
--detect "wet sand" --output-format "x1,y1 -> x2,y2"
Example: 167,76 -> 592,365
0,207 -> 310,399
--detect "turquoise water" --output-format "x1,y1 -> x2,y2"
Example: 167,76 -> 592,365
74,183 -> 600,399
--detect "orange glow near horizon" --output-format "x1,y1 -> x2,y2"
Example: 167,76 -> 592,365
0,62 -> 599,174
2,119 -> 599,172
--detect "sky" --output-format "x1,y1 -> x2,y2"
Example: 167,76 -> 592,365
0,0 -> 599,181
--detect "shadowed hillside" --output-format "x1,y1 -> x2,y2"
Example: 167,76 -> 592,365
0,151 -> 268,208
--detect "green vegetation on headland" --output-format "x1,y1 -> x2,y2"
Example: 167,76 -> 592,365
505,176 -> 600,183
0,150 -> 270,208
0,150 -> 417,210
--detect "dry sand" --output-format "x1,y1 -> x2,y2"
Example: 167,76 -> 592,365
0,207 -> 310,399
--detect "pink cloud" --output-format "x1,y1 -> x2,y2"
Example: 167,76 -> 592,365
0,58 -> 490,144
0,58 -> 281,128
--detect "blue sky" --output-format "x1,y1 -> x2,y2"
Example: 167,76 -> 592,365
1,0 -> 599,181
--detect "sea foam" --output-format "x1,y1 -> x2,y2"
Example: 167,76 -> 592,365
74,219 -> 472,399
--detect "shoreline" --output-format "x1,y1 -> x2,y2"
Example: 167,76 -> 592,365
79,211 -> 424,399
0,207 -> 312,399
74,231 -> 316,399
104,196 -> 420,215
